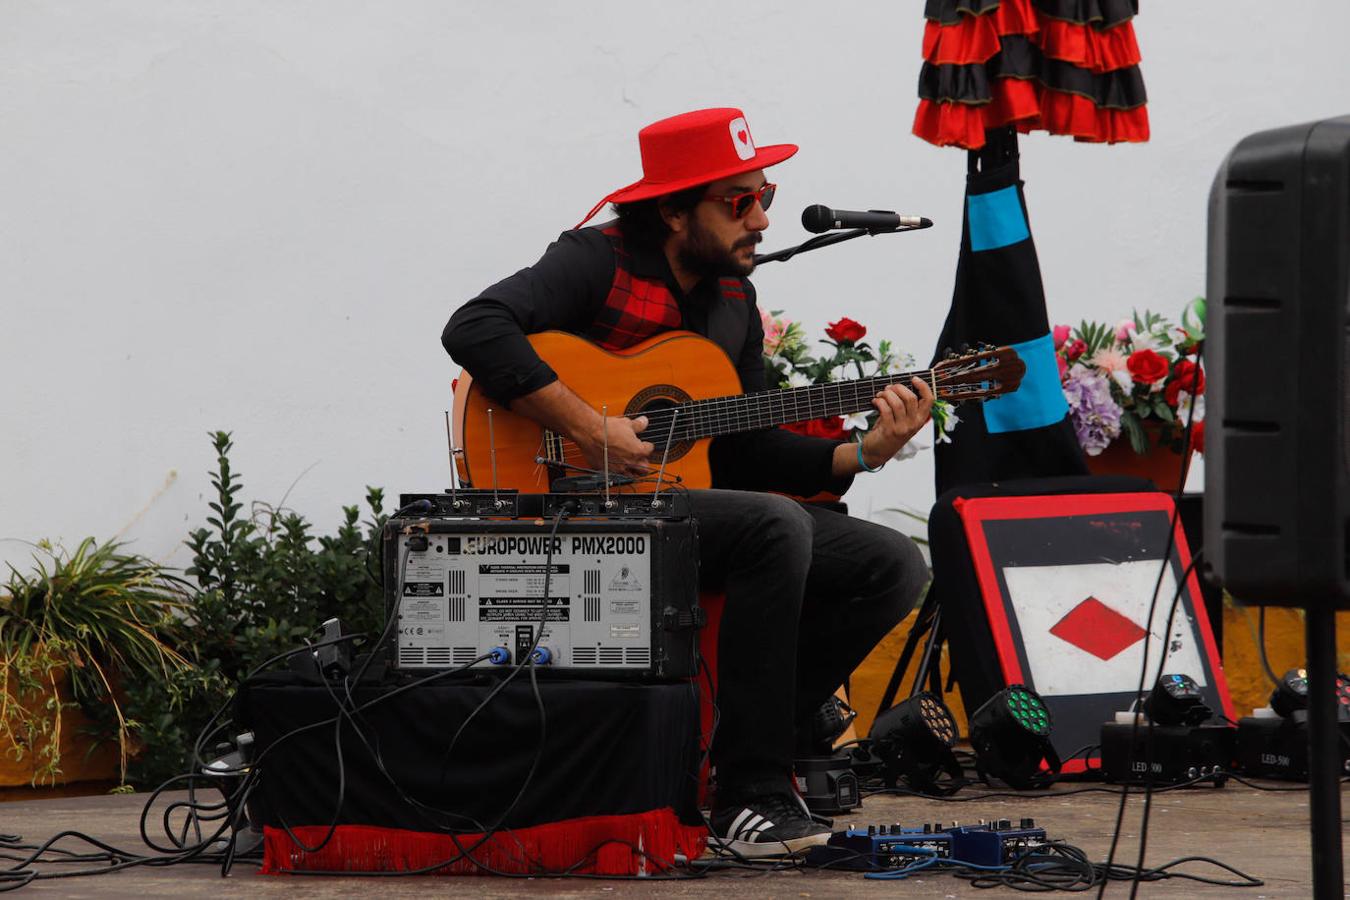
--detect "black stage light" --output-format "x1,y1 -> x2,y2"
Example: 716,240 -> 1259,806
1144,673 -> 1213,726
867,691 -> 963,794
969,684 -> 1060,789
1270,667 -> 1310,718
1338,674 -> 1350,722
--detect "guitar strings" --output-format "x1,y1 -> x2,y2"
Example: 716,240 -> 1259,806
539,364 -> 992,467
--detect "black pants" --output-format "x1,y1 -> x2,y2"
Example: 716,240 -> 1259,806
686,489 -> 929,799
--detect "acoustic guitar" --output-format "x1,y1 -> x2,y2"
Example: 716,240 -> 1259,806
452,330 -> 1024,493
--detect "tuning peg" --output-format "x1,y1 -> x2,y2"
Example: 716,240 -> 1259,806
957,342 -> 971,354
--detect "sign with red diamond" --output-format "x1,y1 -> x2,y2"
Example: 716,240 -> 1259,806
1049,596 -> 1147,661
1001,560 -> 1208,698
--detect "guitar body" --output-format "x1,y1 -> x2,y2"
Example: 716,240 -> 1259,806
454,330 -> 741,492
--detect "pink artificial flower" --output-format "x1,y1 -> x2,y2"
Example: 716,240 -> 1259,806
1057,355 -> 1068,379
1090,346 -> 1128,373
1053,324 -> 1071,349
760,308 -> 789,355
1114,318 -> 1136,343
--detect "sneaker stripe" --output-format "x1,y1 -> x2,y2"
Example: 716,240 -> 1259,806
728,809 -> 758,838
747,819 -> 776,842
735,814 -> 766,840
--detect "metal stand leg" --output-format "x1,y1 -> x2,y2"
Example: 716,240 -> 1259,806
1304,606 -> 1343,900
874,590 -> 943,719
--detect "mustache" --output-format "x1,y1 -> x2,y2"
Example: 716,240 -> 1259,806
734,233 -> 763,250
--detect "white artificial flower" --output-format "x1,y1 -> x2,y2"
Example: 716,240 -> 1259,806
787,370 -> 812,388
827,366 -> 847,383
1176,391 -> 1205,423
842,411 -> 870,431
893,435 -> 930,461
1131,331 -> 1160,354
1110,368 -> 1134,394
934,408 -> 961,444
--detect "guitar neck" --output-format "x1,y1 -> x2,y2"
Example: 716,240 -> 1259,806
662,369 -> 937,442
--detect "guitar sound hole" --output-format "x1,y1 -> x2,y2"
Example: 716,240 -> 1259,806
628,385 -> 695,464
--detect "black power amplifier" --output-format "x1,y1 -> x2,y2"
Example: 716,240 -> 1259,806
381,516 -> 701,680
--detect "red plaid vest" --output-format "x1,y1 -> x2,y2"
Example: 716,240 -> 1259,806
586,225 -> 748,352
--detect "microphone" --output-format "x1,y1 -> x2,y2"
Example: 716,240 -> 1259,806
801,204 -> 932,234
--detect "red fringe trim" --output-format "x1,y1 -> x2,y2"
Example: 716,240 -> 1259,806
922,0 -> 1040,65
261,809 -> 708,877
913,82 -> 1149,149
1037,18 -> 1140,72
919,0 -> 1140,73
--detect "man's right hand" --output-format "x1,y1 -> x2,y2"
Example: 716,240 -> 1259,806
509,380 -> 655,478
576,415 -> 655,477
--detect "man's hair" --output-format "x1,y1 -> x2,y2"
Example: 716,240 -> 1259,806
611,183 -> 706,247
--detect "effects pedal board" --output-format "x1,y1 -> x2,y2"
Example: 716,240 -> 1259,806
804,818 -> 1049,870
381,512 -> 701,679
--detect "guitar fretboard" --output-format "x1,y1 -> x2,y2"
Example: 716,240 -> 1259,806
644,368 -> 956,445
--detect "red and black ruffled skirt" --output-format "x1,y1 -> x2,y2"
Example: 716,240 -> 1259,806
913,0 -> 1149,149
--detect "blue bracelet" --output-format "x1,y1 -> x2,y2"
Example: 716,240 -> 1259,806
856,440 -> 884,473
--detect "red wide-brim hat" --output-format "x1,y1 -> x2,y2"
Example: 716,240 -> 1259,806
575,107 -> 798,228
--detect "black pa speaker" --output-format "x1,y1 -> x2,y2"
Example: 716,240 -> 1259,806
1204,116 -> 1350,609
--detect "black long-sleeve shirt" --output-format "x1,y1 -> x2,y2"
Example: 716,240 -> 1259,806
442,225 -> 853,497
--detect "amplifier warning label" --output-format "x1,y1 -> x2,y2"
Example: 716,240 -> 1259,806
403,582 -> 444,598
479,564 -> 571,598
609,599 -> 641,615
479,597 -> 569,622
402,597 -> 445,621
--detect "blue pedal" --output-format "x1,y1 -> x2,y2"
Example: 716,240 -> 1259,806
803,819 -> 1048,870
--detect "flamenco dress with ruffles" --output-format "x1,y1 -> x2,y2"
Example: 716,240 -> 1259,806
914,0 -> 1149,149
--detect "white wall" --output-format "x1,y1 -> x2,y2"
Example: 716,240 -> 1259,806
2,1 -> 1347,571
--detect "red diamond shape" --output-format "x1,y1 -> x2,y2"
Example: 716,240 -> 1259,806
1049,597 -> 1147,661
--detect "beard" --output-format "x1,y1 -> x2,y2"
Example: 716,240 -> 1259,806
677,217 -> 762,280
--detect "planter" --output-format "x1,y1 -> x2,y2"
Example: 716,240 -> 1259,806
1084,424 -> 1193,493
0,670 -> 121,787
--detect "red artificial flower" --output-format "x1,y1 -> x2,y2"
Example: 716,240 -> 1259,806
825,317 -> 867,344
1127,349 -> 1170,386
1191,419 -> 1205,454
1164,359 -> 1206,406
783,416 -> 847,441
1065,339 -> 1087,361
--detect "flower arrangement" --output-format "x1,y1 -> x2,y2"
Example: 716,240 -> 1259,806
1055,298 -> 1207,457
761,311 -> 953,458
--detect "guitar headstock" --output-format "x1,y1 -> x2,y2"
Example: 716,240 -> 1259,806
932,345 -> 1026,402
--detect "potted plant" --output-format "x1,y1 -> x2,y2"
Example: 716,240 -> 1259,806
1055,299 -> 1206,490
0,538 -> 189,786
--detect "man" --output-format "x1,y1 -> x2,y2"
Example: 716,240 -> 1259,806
443,107 -> 932,857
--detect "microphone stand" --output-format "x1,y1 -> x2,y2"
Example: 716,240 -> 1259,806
753,221 -> 932,266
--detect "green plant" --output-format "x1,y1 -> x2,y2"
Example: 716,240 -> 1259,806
0,538 -> 189,784
111,431 -> 388,788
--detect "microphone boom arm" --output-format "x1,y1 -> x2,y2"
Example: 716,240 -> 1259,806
752,221 -> 931,266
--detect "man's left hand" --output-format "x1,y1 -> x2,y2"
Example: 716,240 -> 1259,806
859,377 -> 935,469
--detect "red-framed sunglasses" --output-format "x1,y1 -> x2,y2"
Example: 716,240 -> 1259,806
703,183 -> 776,218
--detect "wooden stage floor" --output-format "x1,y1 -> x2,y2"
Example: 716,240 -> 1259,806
2,779 -> 1344,897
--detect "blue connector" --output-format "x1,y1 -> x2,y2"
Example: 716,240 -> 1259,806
487,647 -> 511,665
529,646 -> 553,666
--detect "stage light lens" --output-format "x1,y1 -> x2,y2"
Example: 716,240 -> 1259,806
867,691 -> 962,794
1143,672 -> 1210,726
970,683 -> 1058,788
1271,667 -> 1311,718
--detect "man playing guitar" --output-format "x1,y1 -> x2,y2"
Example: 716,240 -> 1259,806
443,107 -> 932,857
